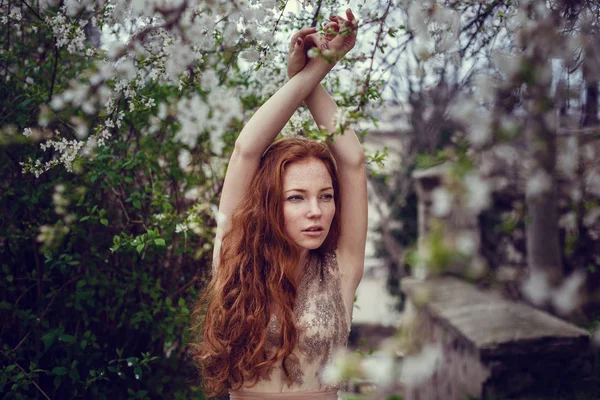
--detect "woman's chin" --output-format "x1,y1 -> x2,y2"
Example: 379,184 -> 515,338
296,238 -> 325,251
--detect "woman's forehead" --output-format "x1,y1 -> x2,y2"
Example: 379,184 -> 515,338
283,158 -> 332,189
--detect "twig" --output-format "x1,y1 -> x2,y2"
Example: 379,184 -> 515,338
169,275 -> 201,300
310,0 -> 323,28
110,186 -> 131,224
19,0 -> 45,22
48,43 -> 59,101
0,350 -> 51,400
271,0 -> 289,36
459,0 -> 502,58
13,275 -> 82,352
356,0 -> 393,112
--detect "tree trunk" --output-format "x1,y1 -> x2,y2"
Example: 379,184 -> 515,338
580,80 -> 599,127
525,94 -> 563,284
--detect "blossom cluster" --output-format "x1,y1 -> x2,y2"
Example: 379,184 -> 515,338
14,0 -> 299,177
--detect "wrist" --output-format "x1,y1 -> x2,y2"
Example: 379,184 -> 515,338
304,56 -> 335,74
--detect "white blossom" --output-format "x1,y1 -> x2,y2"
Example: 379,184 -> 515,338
175,223 -> 188,233
552,271 -> 585,315
211,204 -> 228,227
200,70 -> 219,89
526,169 -> 552,197
593,329 -> 600,347
174,94 -> 208,148
178,149 -> 192,170
362,354 -> 396,388
464,172 -> 491,213
184,187 -> 200,201
456,232 -> 477,255
322,350 -> 361,385
492,51 -> 521,80
557,137 -> 578,178
431,187 -> 452,217
522,271 -> 551,306
401,344 -> 443,386
241,49 -> 260,62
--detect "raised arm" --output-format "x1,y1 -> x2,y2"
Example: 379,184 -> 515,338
290,10 -> 367,291
306,85 -> 367,289
213,31 -> 333,269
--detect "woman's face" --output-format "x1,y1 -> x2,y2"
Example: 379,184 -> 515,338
282,158 -> 335,253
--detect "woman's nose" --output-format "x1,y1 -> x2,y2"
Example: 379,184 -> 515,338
307,199 -> 322,218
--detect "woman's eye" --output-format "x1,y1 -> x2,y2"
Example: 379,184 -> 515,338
321,194 -> 334,200
287,195 -> 303,201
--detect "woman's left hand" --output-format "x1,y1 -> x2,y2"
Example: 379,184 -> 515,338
287,27 -> 318,78
286,9 -> 358,79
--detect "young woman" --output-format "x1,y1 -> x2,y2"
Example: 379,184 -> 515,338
193,10 -> 367,400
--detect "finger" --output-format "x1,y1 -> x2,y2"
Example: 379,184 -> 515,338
329,15 -> 345,24
341,19 -> 358,35
324,21 -> 340,32
294,37 -> 304,51
293,26 -> 318,40
290,28 -> 314,51
346,8 -> 355,22
323,22 -> 340,41
304,33 -> 327,50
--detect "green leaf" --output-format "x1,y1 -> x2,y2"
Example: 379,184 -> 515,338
133,200 -> 141,209
42,330 -> 58,351
69,368 -> 80,381
59,334 -> 76,343
79,216 -> 90,222
136,390 -> 148,398
136,244 -> 145,254
5,364 -> 16,372
52,366 -> 68,376
154,238 -> 165,246
100,218 -> 108,226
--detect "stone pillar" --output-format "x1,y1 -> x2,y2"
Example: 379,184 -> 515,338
412,164 -> 445,251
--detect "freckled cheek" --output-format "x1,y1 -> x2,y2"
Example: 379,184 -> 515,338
283,205 -> 305,231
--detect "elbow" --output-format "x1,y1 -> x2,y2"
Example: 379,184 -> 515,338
356,151 -> 367,167
346,151 -> 366,170
331,145 -> 366,169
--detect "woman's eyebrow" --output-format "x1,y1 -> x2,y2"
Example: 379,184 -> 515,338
284,187 -> 333,193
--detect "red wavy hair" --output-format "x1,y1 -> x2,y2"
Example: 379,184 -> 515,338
191,137 -> 341,396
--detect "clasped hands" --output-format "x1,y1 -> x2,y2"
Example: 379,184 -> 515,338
287,9 -> 358,79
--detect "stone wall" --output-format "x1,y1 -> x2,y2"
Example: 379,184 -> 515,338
400,277 -> 595,400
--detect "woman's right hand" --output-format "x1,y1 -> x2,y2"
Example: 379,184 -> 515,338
320,9 -> 358,60
287,9 -> 358,78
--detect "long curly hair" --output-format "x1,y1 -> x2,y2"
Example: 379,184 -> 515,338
191,137 -> 341,396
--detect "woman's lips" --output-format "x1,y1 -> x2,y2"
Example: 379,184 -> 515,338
302,229 -> 324,237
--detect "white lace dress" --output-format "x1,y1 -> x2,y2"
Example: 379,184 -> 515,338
229,251 -> 355,400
